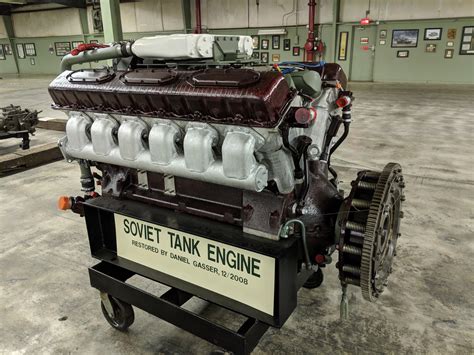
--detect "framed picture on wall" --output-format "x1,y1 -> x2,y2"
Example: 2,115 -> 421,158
0,45 -> 5,60
447,41 -> 454,47
251,51 -> 259,59
379,40 -> 386,45
54,42 -> 71,56
24,43 -> 36,56
396,50 -> 409,58
72,41 -> 84,49
4,44 -> 12,55
447,28 -> 457,39
425,43 -> 437,52
260,52 -> 269,63
272,35 -> 280,49
392,29 -> 418,48
251,36 -> 259,50
261,39 -> 269,50
272,53 -> 280,62
424,28 -> 442,40
338,31 -> 348,60
379,29 -> 387,39
16,43 -> 25,59
459,26 -> 474,55
292,46 -> 300,56
283,38 -> 291,51
444,49 -> 454,58
89,40 -> 99,44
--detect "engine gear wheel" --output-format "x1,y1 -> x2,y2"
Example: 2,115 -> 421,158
337,162 -> 405,301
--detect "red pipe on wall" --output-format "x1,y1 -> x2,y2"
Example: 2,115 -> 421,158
194,0 -> 202,34
305,0 -> 316,62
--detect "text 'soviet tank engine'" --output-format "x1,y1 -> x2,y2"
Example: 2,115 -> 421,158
51,34 -> 405,350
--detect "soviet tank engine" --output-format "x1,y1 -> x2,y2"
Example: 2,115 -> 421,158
51,34 -> 404,352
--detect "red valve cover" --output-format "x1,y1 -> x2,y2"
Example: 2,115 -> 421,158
48,68 -> 295,128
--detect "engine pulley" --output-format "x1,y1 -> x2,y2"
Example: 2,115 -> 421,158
336,162 -> 405,301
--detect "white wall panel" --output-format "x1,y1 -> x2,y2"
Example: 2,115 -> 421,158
12,8 -> 82,37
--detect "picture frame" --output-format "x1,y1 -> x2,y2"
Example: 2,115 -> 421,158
272,53 -> 280,62
424,28 -> 442,41
16,43 -> 25,59
360,37 -> 369,44
24,43 -> 36,56
459,26 -> 474,55
425,43 -> 436,53
54,42 -> 71,56
292,46 -> 300,56
4,44 -> 12,55
446,41 -> 454,47
444,49 -> 454,59
251,36 -> 259,50
379,40 -> 386,45
283,38 -> 290,51
261,39 -> 269,50
260,52 -> 269,63
338,31 -> 348,60
272,35 -> 280,50
379,29 -> 387,39
251,51 -> 259,59
447,28 -> 457,40
396,50 -> 409,58
72,41 -> 84,49
0,45 -> 5,60
392,29 -> 419,48
89,40 -> 99,44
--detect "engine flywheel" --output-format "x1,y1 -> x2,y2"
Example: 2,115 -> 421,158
337,162 -> 405,301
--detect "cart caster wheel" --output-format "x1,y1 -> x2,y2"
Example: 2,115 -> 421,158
303,268 -> 324,289
100,294 -> 135,331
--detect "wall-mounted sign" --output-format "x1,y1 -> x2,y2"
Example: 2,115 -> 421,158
292,46 -> 300,56
445,49 -> 454,58
72,41 -> 84,49
360,37 -> 369,44
4,44 -> 12,55
397,50 -> 409,58
283,38 -> 290,51
260,52 -> 269,63
251,36 -> 259,50
459,26 -> 474,55
0,45 -> 5,60
379,40 -> 386,45
392,29 -> 419,48
261,39 -> 269,50
425,43 -> 437,53
446,41 -> 454,47
424,28 -> 442,41
272,35 -> 280,50
24,43 -> 36,56
16,43 -> 25,59
447,28 -> 457,39
338,31 -> 348,60
54,42 -> 71,56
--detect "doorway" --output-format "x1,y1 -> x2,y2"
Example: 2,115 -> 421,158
350,25 -> 377,81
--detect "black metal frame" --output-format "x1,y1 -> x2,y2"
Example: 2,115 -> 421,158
0,130 -> 30,149
83,197 -> 313,354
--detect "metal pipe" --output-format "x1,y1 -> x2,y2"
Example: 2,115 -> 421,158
60,43 -> 132,72
305,0 -> 316,62
194,0 -> 202,34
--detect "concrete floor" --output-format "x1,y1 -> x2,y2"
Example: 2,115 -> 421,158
0,78 -> 473,354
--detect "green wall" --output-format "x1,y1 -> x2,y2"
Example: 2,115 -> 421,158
1,18 -> 473,84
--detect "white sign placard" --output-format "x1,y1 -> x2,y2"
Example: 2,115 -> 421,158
115,214 -> 276,315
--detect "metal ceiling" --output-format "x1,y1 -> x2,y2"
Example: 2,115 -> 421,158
0,0 -> 86,15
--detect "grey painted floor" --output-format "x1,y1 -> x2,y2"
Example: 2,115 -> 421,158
0,78 -> 473,354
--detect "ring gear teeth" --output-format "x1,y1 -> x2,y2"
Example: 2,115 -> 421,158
338,162 -> 404,302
